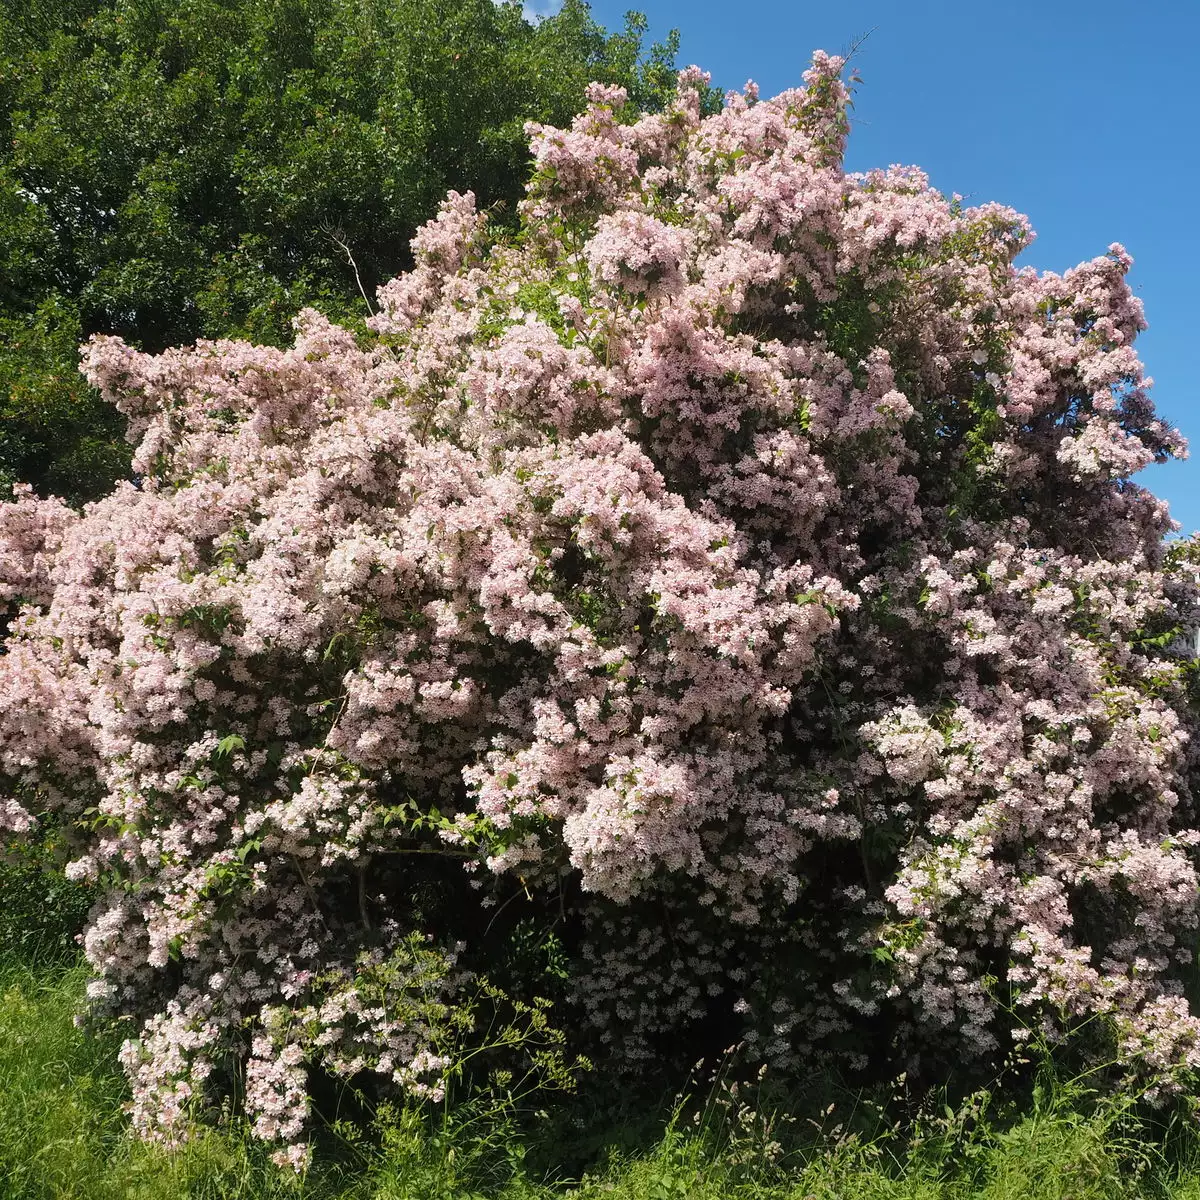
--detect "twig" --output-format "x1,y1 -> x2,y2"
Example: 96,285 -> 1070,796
324,224 -> 375,316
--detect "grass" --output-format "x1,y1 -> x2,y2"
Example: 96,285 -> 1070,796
6,955 -> 1200,1198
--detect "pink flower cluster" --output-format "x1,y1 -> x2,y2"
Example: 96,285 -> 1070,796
2,53 -> 1198,1157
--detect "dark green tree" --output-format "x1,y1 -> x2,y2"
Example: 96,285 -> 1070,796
0,0 -> 688,502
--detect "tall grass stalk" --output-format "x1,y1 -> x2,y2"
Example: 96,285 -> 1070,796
6,956 -> 1200,1198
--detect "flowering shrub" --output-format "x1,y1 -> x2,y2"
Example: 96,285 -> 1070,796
2,53 -> 1199,1160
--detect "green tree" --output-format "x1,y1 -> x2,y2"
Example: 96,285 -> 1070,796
0,0 -> 687,503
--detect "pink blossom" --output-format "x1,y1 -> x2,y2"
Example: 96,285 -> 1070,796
1,54 -> 1198,1152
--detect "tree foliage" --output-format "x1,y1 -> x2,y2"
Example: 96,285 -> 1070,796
0,0 -> 688,502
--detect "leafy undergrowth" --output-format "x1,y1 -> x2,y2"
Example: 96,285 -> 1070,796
5,957 -> 1200,1199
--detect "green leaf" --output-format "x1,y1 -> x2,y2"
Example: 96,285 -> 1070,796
215,734 -> 245,758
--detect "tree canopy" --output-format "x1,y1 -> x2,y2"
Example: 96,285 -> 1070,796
0,0 -> 689,502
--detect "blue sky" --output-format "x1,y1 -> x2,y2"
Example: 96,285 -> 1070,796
566,0 -> 1200,535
